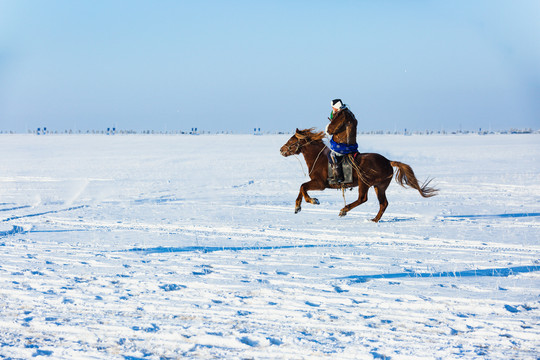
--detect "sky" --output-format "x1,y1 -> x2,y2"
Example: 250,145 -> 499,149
0,0 -> 539,133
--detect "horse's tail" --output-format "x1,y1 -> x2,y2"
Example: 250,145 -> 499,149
390,161 -> 438,198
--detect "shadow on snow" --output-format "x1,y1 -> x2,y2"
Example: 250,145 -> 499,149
442,212 -> 540,220
1,205 -> 88,223
125,244 -> 355,254
0,225 -> 25,237
343,265 -> 540,283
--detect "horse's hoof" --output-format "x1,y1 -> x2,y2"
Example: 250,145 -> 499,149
311,198 -> 320,205
371,218 -> 380,223
339,210 -> 347,217
295,206 -> 301,214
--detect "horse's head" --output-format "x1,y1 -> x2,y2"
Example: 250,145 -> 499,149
280,128 -> 325,157
280,129 -> 304,157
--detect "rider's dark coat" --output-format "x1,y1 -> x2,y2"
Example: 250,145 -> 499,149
327,107 -> 358,149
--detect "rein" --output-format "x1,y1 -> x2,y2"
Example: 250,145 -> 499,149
294,155 -> 307,177
348,153 -> 370,186
292,137 -> 326,178
308,146 -> 326,177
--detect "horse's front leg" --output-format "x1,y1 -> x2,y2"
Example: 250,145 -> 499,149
295,180 -> 325,213
339,183 -> 369,217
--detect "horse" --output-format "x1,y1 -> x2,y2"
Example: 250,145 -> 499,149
280,128 -> 438,222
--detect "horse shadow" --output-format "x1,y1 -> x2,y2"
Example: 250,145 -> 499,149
377,216 -> 416,223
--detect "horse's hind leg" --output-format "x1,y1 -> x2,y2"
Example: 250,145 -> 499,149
371,180 -> 391,222
295,180 -> 325,213
339,182 -> 369,217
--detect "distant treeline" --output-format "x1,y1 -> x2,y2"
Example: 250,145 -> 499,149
0,128 -> 537,135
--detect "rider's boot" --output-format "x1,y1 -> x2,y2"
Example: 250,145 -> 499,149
332,163 -> 344,183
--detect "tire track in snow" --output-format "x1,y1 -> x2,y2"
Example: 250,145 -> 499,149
1,205 -> 88,222
31,216 -> 540,251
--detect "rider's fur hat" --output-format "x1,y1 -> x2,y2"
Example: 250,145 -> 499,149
331,99 -> 343,109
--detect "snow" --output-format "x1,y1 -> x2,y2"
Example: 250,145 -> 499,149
0,133 -> 539,359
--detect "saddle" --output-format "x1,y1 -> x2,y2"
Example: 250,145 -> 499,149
328,154 -> 355,185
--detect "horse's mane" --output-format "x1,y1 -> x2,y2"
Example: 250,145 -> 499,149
295,128 -> 326,141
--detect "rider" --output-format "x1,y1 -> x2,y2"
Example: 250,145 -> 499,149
326,99 -> 358,183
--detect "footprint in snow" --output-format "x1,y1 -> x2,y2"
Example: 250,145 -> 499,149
207,331 -> 223,336
504,304 -> 519,313
32,350 -> 53,357
333,285 -> 348,293
192,268 -> 213,275
504,304 -> 532,313
159,284 -> 187,292
132,323 -> 160,333
193,265 -> 213,276
239,336 -> 258,347
370,351 -> 391,359
21,316 -> 33,327
267,337 -> 282,345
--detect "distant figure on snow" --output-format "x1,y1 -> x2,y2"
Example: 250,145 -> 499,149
325,99 -> 358,183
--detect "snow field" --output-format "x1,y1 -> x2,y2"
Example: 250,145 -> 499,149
0,133 -> 539,359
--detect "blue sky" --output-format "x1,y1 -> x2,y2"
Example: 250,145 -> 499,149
1,0 -> 539,133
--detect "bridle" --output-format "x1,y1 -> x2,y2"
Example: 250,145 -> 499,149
282,135 -> 306,155
286,134 -> 327,177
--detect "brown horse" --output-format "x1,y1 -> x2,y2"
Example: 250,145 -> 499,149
280,128 -> 437,222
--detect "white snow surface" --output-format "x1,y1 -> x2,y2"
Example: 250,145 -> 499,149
0,133 -> 539,359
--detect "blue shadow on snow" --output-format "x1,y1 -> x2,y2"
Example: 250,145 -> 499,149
0,205 -> 32,212
0,225 -> 25,237
0,226 -> 87,239
125,244 -> 354,254
442,212 -> 540,219
344,265 -> 540,283
377,216 -> 416,223
1,205 -> 87,223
